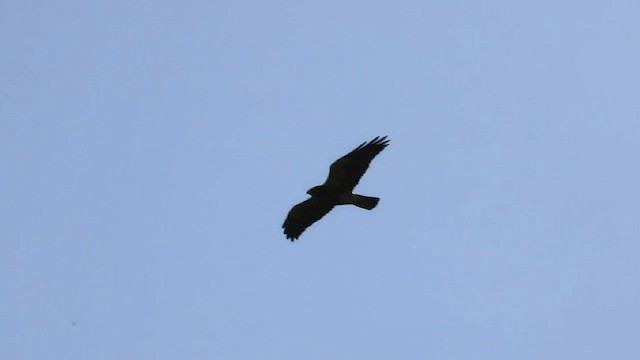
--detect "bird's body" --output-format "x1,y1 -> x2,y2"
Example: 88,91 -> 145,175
307,185 -> 379,208
282,136 -> 390,241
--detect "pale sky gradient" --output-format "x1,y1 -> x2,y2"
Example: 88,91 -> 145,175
3,1 -> 640,359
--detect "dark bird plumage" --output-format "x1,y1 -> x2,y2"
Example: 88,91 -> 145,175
282,136 -> 390,241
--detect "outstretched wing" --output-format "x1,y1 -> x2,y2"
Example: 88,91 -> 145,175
282,198 -> 335,241
324,136 -> 390,190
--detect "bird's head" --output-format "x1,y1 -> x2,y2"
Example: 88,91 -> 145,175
306,185 -> 325,197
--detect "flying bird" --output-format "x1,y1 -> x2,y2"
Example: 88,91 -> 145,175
282,136 -> 390,241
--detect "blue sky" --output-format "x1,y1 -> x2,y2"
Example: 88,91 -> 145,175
3,1 -> 640,359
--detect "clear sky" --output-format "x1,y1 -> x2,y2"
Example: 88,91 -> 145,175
3,1 -> 640,359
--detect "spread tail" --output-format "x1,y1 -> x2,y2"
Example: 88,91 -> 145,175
352,194 -> 379,210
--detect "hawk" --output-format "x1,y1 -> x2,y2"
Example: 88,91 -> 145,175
282,136 -> 390,241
